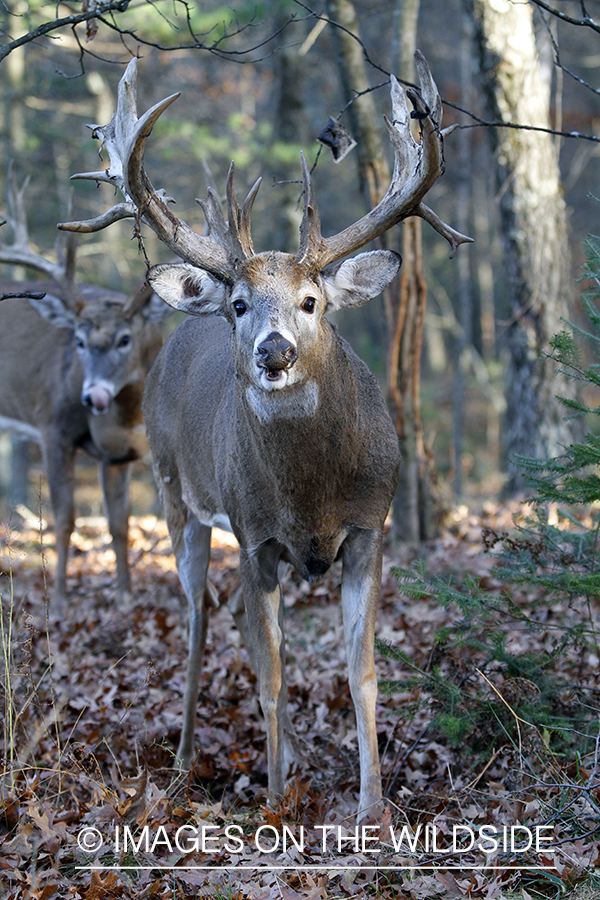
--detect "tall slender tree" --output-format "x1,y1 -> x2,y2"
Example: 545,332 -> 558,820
468,0 -> 575,492
326,0 -> 435,545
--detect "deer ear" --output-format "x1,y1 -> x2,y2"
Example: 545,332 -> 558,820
140,292 -> 175,322
148,263 -> 227,316
323,250 -> 401,311
28,293 -> 76,329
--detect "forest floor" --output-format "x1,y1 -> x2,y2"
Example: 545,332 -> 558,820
1,501 -> 599,899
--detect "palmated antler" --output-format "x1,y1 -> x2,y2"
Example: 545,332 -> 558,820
297,51 -> 472,268
60,53 -> 471,279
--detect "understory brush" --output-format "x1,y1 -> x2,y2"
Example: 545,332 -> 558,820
381,237 -> 600,864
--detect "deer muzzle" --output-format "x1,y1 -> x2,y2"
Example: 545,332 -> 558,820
256,332 -> 298,381
82,384 -> 113,415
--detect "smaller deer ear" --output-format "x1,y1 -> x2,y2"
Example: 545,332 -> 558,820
28,293 -> 76,329
148,263 -> 227,316
323,250 -> 401,311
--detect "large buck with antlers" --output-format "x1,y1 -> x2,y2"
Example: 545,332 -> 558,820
61,55 -> 471,818
0,169 -> 170,607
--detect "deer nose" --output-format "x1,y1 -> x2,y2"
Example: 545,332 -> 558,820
82,385 -> 112,414
256,332 -> 297,370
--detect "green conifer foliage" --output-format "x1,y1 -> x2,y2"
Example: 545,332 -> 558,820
381,238 -> 600,768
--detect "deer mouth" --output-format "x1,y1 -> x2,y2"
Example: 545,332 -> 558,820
265,367 -> 286,381
257,364 -> 291,391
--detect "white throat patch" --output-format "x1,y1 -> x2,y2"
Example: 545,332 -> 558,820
246,381 -> 319,424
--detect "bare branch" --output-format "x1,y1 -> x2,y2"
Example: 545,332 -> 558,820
0,290 -> 46,301
0,0 -> 130,63
0,0 -> 306,70
536,4 -> 600,98
302,0 -> 600,146
528,0 -> 600,35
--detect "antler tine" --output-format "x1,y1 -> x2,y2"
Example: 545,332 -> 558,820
297,52 -> 473,269
196,162 -> 261,266
7,162 -> 30,250
225,163 -> 252,261
239,175 -> 262,259
59,58 -> 234,281
297,152 -> 325,268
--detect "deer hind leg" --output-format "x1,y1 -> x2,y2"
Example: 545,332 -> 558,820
228,581 -> 296,776
99,460 -> 131,599
43,438 -> 75,611
240,545 -> 289,800
163,492 -> 213,770
341,528 -> 384,822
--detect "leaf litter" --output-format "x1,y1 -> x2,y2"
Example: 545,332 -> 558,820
0,503 -> 599,898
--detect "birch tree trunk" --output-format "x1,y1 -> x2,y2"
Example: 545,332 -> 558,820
470,0 -> 574,492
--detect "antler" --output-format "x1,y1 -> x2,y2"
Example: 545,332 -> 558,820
297,51 -> 473,268
60,54 -> 471,280
0,163 -> 74,286
58,58 -> 262,282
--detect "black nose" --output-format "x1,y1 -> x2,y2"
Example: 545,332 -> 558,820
257,332 -> 297,370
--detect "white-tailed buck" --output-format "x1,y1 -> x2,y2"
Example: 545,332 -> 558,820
0,168 -> 170,607
60,55 -> 471,818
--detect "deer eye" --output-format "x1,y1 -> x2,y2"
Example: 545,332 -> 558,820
233,299 -> 247,317
117,334 -> 131,348
301,296 -> 316,314
75,335 -> 86,349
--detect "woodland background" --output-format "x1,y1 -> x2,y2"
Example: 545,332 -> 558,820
1,1 -> 600,898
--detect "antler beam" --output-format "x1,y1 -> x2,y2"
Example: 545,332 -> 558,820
297,51 -> 473,269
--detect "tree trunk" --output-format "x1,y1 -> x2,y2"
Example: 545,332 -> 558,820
470,0 -> 574,492
452,10 -> 474,500
327,0 -> 434,546
270,38 -> 308,251
388,0 -> 435,545
325,0 -> 392,213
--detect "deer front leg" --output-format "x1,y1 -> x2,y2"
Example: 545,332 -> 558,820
341,528 -> 384,821
173,515 -> 212,769
99,460 -> 131,598
228,581 -> 297,775
240,544 -> 288,800
43,437 -> 76,610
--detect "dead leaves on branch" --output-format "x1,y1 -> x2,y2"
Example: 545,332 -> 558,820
0,505 -> 599,897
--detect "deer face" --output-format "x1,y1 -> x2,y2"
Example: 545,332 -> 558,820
228,253 -> 324,393
74,300 -> 143,414
149,248 -> 400,400
28,291 -> 168,415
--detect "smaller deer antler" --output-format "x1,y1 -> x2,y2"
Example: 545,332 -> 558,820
0,163 -> 83,306
0,164 -> 65,282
